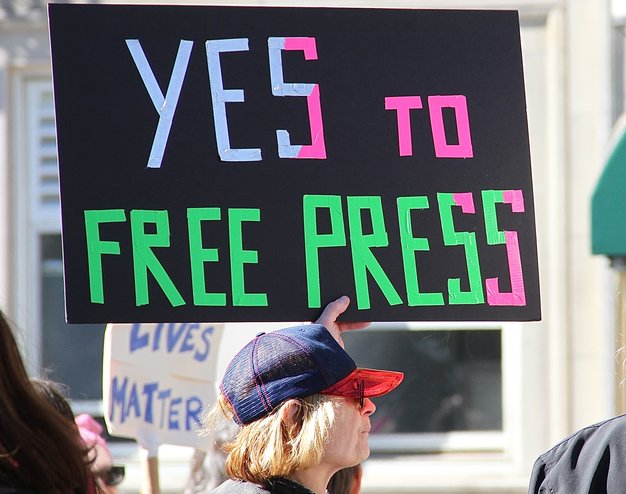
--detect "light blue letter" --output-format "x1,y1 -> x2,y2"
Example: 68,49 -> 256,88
206,39 -> 262,162
126,39 -> 193,169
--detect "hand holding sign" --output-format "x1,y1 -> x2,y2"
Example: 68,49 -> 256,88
315,295 -> 370,348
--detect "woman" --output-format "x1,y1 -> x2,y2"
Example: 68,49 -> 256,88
204,296 -> 403,494
0,310 -> 92,493
30,379 -> 124,494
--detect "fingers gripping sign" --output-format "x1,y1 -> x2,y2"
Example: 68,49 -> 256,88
315,296 -> 370,348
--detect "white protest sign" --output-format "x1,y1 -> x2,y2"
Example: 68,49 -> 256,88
103,322 -> 224,452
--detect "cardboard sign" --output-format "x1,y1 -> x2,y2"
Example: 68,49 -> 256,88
49,5 -> 540,323
103,322 -> 224,451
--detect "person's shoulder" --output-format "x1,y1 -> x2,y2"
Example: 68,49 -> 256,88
541,413 -> 626,459
211,479 -> 270,494
529,413 -> 626,493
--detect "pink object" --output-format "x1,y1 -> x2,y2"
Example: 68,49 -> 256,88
486,190 -> 526,306
297,85 -> 326,159
452,192 -> 475,213
385,96 -> 423,156
284,37 -> 317,59
75,414 -> 114,474
503,189 -> 525,212
428,95 -> 473,158
75,413 -> 107,448
283,37 -> 326,159
486,231 -> 526,306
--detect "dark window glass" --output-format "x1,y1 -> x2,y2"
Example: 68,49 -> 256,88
40,234 -> 105,401
344,329 -> 502,433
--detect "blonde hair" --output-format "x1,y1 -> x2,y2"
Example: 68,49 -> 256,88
202,393 -> 337,485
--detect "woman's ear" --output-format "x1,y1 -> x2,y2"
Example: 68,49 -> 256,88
279,399 -> 302,430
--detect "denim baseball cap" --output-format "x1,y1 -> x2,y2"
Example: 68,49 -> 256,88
220,324 -> 404,425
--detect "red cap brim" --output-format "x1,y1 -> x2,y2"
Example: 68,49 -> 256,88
321,368 -> 404,399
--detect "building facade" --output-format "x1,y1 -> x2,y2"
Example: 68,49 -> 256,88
0,0 -> 619,492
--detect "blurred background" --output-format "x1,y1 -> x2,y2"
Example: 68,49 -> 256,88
1,0 -> 625,492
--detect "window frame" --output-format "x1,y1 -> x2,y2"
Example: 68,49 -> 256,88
360,321 -> 515,455
12,69 -> 60,375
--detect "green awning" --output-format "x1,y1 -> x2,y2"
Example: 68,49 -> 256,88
592,121 -> 626,257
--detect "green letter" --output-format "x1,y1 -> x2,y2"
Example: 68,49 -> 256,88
229,208 -> 267,307
397,197 -> 444,306
84,209 -> 126,304
130,210 -> 184,307
303,195 -> 347,308
482,190 -> 506,244
347,196 -> 402,309
482,189 -> 527,306
187,208 -> 226,306
437,193 -> 484,304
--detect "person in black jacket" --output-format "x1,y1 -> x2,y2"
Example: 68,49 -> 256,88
528,413 -> 626,493
204,296 -> 404,494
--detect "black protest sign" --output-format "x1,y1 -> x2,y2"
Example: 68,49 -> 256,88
49,4 -> 540,323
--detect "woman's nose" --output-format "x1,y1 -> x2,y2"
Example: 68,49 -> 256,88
362,397 -> 376,415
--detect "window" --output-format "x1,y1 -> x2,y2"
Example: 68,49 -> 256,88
344,324 -> 503,453
17,77 -> 106,415
40,234 -> 106,413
